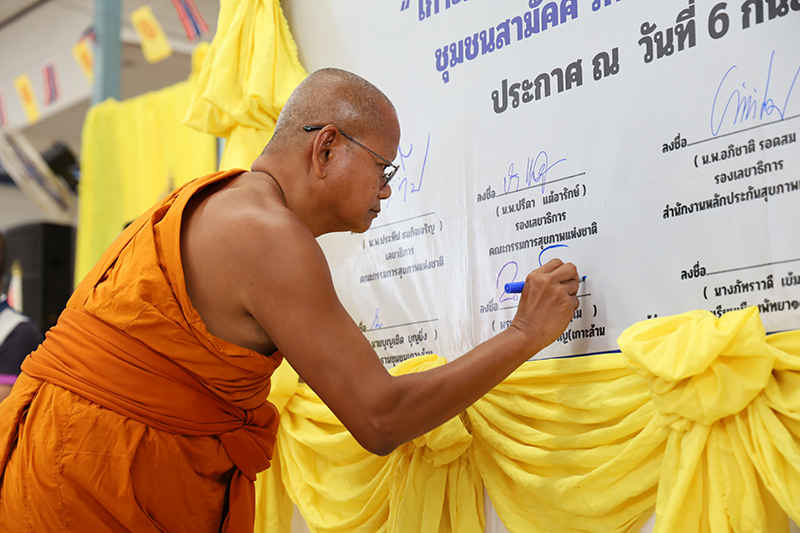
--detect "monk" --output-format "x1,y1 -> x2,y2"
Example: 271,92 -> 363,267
0,68 -> 580,532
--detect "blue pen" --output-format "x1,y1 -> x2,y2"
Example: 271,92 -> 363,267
505,276 -> 586,293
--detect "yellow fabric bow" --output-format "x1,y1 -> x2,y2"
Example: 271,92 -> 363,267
620,308 -> 800,533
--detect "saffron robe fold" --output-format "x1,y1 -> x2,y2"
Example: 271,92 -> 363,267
0,168 -> 282,533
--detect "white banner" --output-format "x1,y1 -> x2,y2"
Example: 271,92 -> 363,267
303,0 -> 800,365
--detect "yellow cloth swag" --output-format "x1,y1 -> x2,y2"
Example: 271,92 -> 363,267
259,308 -> 800,533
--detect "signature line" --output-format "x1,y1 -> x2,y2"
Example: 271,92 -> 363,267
366,318 -> 439,332
706,257 -> 800,276
366,212 -> 435,231
688,113 -> 800,147
495,172 -> 586,198
499,292 -> 590,310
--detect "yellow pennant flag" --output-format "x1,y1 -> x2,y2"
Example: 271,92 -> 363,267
131,5 -> 172,63
13,74 -> 40,124
72,39 -> 95,85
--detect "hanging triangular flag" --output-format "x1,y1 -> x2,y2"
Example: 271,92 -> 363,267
170,0 -> 208,41
42,62 -> 61,106
131,5 -> 173,63
72,38 -> 94,85
0,90 -> 8,126
13,74 -> 39,125
80,25 -> 96,43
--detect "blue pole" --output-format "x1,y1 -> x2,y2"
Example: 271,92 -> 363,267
92,0 -> 121,104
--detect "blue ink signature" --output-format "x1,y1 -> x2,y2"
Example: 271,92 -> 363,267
497,247 -> 572,302
387,132 -> 431,208
528,151 -> 567,192
497,261 -> 520,303
711,51 -> 800,136
504,163 -> 520,193
371,308 -> 383,329
503,151 -> 566,194
539,244 -> 568,266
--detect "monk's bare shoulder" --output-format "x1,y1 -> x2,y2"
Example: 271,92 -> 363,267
180,171 -> 320,354
182,171 -> 399,455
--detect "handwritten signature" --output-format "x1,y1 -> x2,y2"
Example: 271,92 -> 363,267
504,151 -> 567,194
497,261 -> 520,303
387,132 -> 431,209
711,51 -> 800,136
371,308 -> 383,329
496,245 -> 571,302
539,244 -> 568,267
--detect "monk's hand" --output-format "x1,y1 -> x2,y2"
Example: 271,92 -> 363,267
509,259 -> 580,354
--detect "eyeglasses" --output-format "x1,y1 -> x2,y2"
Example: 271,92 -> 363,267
303,126 -> 398,187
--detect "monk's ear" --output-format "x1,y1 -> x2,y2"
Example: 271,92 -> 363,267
310,125 -> 339,179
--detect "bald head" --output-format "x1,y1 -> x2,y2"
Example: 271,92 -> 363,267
267,68 -> 396,153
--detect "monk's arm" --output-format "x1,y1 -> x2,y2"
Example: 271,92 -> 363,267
232,213 -> 579,455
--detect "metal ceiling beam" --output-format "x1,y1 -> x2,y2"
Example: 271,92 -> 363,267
0,0 -> 51,31
92,0 -> 121,104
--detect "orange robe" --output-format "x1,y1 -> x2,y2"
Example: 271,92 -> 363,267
0,169 -> 282,532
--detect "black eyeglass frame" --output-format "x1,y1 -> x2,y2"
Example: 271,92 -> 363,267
303,125 -> 399,187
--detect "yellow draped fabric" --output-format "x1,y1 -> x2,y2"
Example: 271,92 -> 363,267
620,308 -> 800,533
258,355 -> 484,533
469,352 -> 661,533
183,0 -> 307,170
259,308 -> 800,533
76,44 -> 217,284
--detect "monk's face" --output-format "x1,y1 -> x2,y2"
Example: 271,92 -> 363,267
336,106 -> 400,233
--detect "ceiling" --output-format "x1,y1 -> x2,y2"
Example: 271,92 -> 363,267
1,0 -> 220,154
0,0 -> 46,26
0,0 -> 220,47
